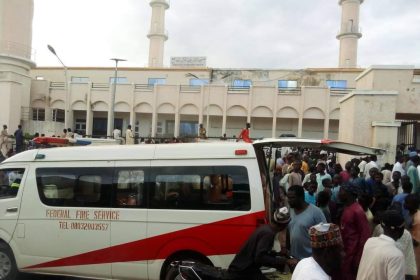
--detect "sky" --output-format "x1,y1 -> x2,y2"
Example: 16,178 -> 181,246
32,0 -> 420,69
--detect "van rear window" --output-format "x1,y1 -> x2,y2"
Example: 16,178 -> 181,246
150,166 -> 251,211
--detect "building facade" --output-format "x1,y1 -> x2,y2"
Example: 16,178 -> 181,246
1,0 -> 419,165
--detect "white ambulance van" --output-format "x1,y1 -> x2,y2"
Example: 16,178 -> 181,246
0,139 -> 383,280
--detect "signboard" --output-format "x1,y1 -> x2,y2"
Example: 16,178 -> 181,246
171,57 -> 207,67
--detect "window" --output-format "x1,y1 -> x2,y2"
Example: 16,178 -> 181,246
71,77 -> 89,83
326,80 -> 348,89
233,79 -> 252,87
278,80 -> 298,88
75,119 -> 86,134
32,108 -> 45,121
114,168 -> 145,208
36,168 -> 113,207
109,77 -> 128,84
179,121 -> 198,137
0,168 -> 25,199
52,109 -> 65,123
189,78 -> 209,86
148,78 -> 166,86
150,166 -> 250,211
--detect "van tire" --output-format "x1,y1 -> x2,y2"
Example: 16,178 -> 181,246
0,243 -> 18,280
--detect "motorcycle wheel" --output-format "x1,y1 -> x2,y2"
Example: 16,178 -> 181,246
164,265 -> 180,280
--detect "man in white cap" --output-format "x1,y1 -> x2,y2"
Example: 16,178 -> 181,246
292,223 -> 344,280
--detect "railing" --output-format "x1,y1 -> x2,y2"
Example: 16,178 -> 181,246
278,87 -> 301,94
330,88 -> 355,94
135,84 -> 154,92
0,40 -> 35,60
228,86 -> 250,94
50,82 -> 65,88
180,85 -> 201,93
91,83 -> 109,89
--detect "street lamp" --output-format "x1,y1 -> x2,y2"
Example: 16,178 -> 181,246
109,58 -> 126,134
47,44 -> 70,129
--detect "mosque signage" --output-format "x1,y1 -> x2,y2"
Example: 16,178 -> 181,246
171,56 -> 207,67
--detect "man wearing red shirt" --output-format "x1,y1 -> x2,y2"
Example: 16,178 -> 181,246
338,183 -> 371,280
237,123 -> 252,143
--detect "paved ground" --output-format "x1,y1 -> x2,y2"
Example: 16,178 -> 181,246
17,272 -> 292,279
17,272 -> 292,280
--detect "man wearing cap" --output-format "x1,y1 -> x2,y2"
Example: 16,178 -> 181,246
357,210 -> 405,280
291,223 -> 344,280
228,207 -> 297,279
338,183 -> 371,280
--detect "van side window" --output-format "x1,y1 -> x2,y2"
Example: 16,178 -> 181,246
0,168 -> 25,199
114,169 -> 145,208
150,166 -> 250,211
36,168 -> 113,207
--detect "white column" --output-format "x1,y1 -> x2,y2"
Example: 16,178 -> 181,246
247,86 -> 252,124
272,86 -> 278,138
130,83 -> 136,126
174,113 -> 180,137
222,85 -> 228,135
67,82 -> 74,129
298,87 -> 304,138
86,83 -> 93,136
324,89 -> 331,139
151,85 -> 158,137
174,85 -> 181,137
298,117 -> 303,138
106,86 -> 113,138
199,85 -> 204,125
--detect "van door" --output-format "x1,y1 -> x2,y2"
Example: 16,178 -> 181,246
110,161 -> 149,279
0,166 -> 27,242
16,162 -> 114,278
252,138 -> 386,222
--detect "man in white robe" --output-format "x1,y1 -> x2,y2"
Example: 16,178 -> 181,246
356,210 -> 405,280
125,125 -> 135,145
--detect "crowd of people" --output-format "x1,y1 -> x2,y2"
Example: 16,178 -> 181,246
268,148 -> 420,279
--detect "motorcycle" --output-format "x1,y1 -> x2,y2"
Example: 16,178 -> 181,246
171,261 -> 236,280
171,252 -> 296,280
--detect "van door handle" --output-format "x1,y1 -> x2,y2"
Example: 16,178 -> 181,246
6,207 -> 18,213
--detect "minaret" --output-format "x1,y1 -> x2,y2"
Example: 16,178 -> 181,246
0,0 -> 35,130
337,0 -> 363,68
147,0 -> 169,68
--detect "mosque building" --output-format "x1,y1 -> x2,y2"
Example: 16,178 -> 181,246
0,0 -> 419,163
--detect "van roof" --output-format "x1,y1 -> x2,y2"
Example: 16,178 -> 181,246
2,142 -> 256,163
1,138 -> 385,164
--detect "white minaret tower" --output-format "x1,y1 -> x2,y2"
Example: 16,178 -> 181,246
0,0 -> 35,130
147,0 -> 169,68
337,0 -> 363,68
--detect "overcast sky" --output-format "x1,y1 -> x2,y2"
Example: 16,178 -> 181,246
32,0 -> 420,69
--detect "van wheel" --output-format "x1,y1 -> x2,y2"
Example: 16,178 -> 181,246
0,243 -> 18,280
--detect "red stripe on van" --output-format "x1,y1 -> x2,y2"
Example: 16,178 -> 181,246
24,211 -> 265,269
